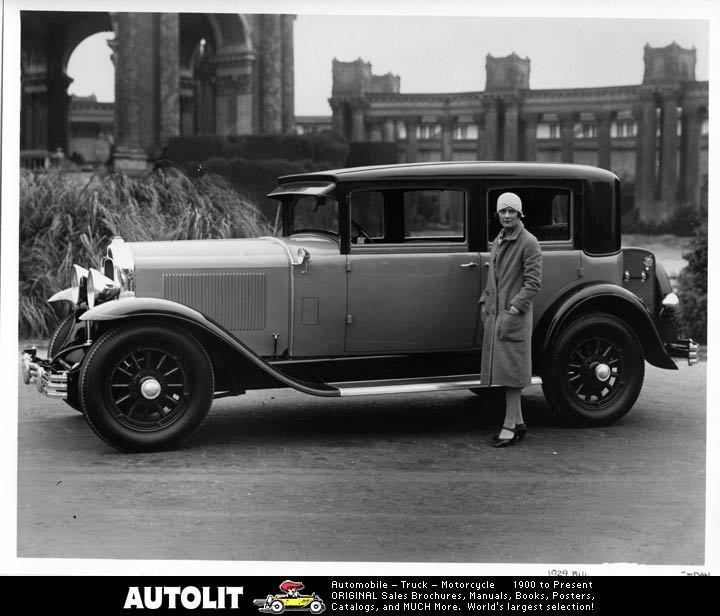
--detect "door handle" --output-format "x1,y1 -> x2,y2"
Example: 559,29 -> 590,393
460,262 -> 478,268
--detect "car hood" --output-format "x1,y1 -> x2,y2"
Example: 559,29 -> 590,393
124,235 -> 339,270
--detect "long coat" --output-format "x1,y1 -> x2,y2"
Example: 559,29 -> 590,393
479,219 -> 542,388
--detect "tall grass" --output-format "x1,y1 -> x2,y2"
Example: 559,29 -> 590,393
19,169 -> 272,338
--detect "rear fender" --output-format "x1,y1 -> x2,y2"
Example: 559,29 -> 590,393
79,297 -> 339,396
536,283 -> 677,370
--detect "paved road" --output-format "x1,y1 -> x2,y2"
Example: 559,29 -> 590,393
17,357 -> 706,565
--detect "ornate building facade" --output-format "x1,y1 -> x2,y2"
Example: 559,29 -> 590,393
327,43 -> 708,220
21,12 -> 296,173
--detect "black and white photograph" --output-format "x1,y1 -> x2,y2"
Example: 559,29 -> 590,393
1,0 -> 717,576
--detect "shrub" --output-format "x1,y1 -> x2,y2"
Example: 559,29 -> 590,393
676,222 -> 707,343
165,132 -> 348,168
19,169 -> 271,339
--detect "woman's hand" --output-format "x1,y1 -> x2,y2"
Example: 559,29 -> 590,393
508,305 -> 520,315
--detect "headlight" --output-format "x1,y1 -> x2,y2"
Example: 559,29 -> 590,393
661,292 -> 680,310
87,268 -> 120,309
71,265 -> 88,305
107,236 -> 135,293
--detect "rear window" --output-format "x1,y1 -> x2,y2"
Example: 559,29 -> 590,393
487,187 -> 572,244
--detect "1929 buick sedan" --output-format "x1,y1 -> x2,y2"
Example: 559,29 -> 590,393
22,162 -> 698,451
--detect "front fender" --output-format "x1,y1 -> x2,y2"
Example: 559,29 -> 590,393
80,297 -> 339,396
541,283 -> 677,370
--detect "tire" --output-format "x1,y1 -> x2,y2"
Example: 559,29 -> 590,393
270,600 -> 285,614
542,312 -> 645,427
79,322 -> 214,452
48,314 -> 75,359
49,315 -> 84,414
309,600 -> 325,614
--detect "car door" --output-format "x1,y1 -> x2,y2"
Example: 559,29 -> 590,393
345,184 -> 481,354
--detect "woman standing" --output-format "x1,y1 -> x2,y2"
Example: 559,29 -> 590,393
479,192 -> 543,448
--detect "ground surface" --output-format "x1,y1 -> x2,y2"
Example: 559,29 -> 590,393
17,356 -> 706,565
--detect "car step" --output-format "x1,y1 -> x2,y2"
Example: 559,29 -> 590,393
329,374 -> 542,397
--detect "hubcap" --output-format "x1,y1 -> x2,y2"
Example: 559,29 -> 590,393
107,347 -> 188,431
140,377 -> 162,400
594,363 -> 611,382
566,335 -> 624,408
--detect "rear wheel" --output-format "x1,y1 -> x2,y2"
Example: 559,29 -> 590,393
542,312 -> 644,427
79,323 -> 214,452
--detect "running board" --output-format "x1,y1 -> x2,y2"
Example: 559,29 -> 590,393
329,374 -> 543,397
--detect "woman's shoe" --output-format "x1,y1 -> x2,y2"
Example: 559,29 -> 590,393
492,426 -> 517,448
493,423 -> 527,443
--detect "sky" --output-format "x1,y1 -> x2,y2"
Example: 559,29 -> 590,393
67,14 -> 710,115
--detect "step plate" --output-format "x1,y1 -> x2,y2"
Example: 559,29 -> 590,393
331,375 -> 542,397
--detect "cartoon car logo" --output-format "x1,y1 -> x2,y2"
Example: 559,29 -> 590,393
253,580 -> 326,614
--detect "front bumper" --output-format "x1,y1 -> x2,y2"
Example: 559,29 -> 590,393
21,349 -> 68,397
666,338 -> 700,366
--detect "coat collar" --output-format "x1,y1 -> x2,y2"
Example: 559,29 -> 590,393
497,219 -> 525,243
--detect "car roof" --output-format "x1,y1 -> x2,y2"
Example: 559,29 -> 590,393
279,161 -> 618,184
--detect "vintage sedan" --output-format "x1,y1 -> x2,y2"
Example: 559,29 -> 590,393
22,162 -> 698,451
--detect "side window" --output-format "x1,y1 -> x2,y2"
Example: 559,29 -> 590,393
349,188 -> 467,244
291,196 -> 339,234
487,187 -> 572,244
349,191 -> 385,243
403,189 -> 466,240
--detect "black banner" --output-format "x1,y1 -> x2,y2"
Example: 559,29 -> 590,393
0,575 -> 711,614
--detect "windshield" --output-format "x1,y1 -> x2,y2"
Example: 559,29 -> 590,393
288,195 -> 339,236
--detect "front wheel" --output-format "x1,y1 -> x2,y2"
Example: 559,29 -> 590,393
542,312 -> 645,427
79,323 -> 214,452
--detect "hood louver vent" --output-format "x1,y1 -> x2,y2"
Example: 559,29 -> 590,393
164,272 -> 266,332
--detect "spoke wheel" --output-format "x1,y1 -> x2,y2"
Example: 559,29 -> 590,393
80,323 -> 214,452
543,312 -> 644,427
106,347 -> 189,432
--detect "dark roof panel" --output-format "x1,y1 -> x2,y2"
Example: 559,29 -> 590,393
278,161 -> 617,184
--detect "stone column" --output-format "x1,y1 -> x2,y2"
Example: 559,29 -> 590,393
659,91 -> 680,209
483,99 -> 499,160
329,99 -> 346,138
383,118 -> 395,142
113,13 -> 149,173
179,71 -> 195,136
281,15 -> 295,133
213,51 -> 254,135
503,99 -> 520,161
596,110 -> 614,170
158,14 -> 180,144
350,100 -> 367,141
679,103 -> 703,205
368,119 -> 382,142
521,113 -> 538,161
215,73 -> 254,135
441,116 -> 455,161
560,113 -> 576,163
633,91 -> 658,220
405,116 -> 419,162
474,112 -> 486,160
21,73 -> 49,150
261,14 -> 283,133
